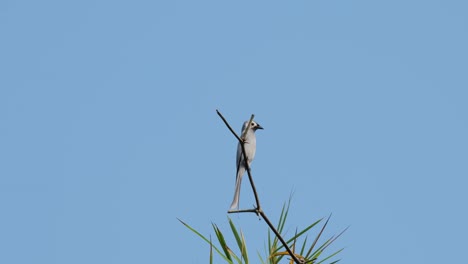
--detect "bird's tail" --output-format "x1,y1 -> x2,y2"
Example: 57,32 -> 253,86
229,167 -> 245,210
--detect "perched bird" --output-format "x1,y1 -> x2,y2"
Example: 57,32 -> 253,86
229,120 -> 263,210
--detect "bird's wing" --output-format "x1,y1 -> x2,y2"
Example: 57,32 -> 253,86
236,141 -> 244,174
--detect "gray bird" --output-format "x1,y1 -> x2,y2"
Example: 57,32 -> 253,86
229,120 -> 263,210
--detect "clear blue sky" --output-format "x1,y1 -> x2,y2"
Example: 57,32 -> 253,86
1,1 -> 467,263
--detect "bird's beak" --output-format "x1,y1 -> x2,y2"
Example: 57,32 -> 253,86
257,124 -> 264,130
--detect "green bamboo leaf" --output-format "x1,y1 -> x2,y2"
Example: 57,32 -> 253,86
310,236 -> 333,260
271,203 -> 288,256
227,218 -> 249,263
267,230 -> 280,264
261,242 -> 269,264
311,226 -> 348,260
327,227 -> 348,247
270,199 -> 295,263
273,218 -> 322,256
228,218 -> 243,252
316,248 -> 343,264
210,236 -> 213,264
271,234 -> 280,258
240,231 -> 249,263
212,223 -> 233,262
276,203 -> 286,233
178,218 -> 229,261
257,250 -> 266,264
305,214 -> 331,258
268,230 -> 271,248
300,235 -> 308,256
269,230 -> 281,263
286,218 -> 322,245
277,198 -> 292,234
267,230 -> 271,253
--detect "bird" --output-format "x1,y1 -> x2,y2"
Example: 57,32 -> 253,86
229,120 -> 263,211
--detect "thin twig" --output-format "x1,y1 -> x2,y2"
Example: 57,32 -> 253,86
243,115 -> 255,141
216,109 -> 242,143
216,109 -> 304,264
227,208 -> 258,214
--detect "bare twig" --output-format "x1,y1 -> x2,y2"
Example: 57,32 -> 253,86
216,109 -> 242,143
216,109 -> 304,264
227,208 -> 258,214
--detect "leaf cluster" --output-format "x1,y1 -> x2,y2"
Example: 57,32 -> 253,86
179,199 -> 346,264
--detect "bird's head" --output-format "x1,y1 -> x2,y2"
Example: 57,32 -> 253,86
243,120 -> 264,132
